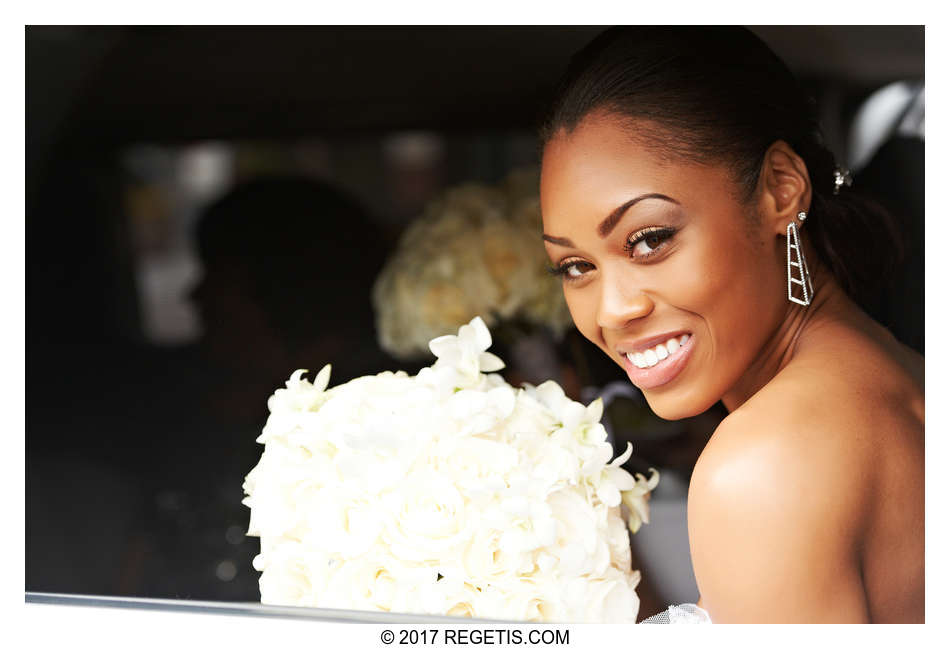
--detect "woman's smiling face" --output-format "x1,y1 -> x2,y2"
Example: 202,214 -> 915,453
541,113 -> 788,419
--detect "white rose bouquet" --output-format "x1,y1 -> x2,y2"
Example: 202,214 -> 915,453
242,316 -> 659,622
372,169 -> 574,360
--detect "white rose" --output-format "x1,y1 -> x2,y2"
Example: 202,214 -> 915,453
256,540 -> 330,606
258,366 -> 332,444
436,436 -> 519,501
475,577 -> 566,622
302,488 -> 388,559
318,551 -> 408,612
419,576 -> 482,618
560,570 -> 640,622
606,506 -> 633,571
546,489 -> 611,578
460,527 -> 523,582
496,495 -> 557,558
243,440 -> 314,538
445,386 -> 516,435
381,470 -> 474,564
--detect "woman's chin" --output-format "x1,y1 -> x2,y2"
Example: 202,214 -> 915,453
640,389 -> 715,422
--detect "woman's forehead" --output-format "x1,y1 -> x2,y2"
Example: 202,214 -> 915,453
544,126 -> 697,206
545,113 -> 706,182
541,125 -> 746,239
543,121 -> 661,198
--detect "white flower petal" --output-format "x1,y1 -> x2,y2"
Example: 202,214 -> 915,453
610,442 -> 633,467
560,402 -> 588,431
636,468 -> 661,491
478,351 -> 506,373
314,364 -> 332,392
596,480 -> 621,508
486,386 -> 516,419
466,316 -> 492,351
428,335 -> 460,361
607,466 -> 636,492
585,397 -> 604,423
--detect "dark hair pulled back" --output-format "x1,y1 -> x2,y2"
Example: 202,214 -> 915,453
541,26 -> 902,308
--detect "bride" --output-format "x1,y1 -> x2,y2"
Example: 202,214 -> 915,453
538,27 -> 924,623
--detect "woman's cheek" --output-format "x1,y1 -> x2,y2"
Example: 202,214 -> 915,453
675,246 -> 732,312
563,285 -> 588,331
677,230 -> 777,377
563,284 -> 605,351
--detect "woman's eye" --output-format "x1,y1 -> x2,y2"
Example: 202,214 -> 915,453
548,259 -> 593,280
625,227 -> 676,258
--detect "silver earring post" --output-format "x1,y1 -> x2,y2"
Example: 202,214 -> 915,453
787,211 -> 814,306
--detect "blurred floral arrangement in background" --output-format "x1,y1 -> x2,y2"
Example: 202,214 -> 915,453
372,168 -> 573,360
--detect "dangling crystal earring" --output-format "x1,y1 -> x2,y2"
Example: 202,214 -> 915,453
787,211 -> 814,306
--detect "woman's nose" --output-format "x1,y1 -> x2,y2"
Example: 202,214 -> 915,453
596,279 -> 654,331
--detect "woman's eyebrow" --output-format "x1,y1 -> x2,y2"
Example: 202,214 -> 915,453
542,234 -> 574,247
597,193 -> 679,238
542,193 -> 679,247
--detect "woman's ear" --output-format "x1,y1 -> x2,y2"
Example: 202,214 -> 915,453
755,140 -> 812,235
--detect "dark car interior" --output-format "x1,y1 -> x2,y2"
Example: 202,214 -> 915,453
25,25 -> 924,618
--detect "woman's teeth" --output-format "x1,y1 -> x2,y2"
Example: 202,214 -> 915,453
626,335 -> 690,369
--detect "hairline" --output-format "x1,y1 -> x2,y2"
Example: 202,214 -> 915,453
543,107 -> 763,206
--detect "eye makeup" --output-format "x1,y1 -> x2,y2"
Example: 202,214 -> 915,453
623,225 -> 677,260
546,224 -> 679,281
547,258 -> 592,280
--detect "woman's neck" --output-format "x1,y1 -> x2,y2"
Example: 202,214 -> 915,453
719,258 -> 853,413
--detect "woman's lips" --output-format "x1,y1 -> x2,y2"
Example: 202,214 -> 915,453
621,333 -> 695,390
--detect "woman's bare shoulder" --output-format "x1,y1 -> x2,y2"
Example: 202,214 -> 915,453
707,319 -> 923,469
687,323 -> 923,620
687,395 -> 872,621
692,372 -> 876,518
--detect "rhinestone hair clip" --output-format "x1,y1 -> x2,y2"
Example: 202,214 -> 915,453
833,166 -> 853,195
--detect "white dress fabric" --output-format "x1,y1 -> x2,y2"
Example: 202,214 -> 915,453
640,603 -> 712,624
